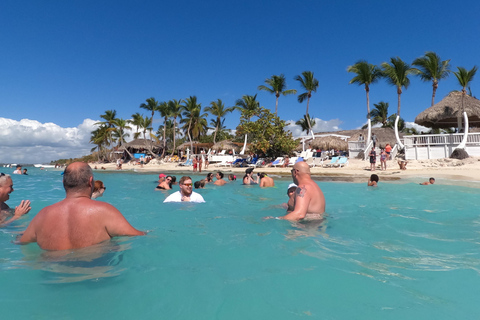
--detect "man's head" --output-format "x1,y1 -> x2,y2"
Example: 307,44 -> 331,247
245,168 -> 254,175
429,177 -> 435,184
0,173 -> 13,203
63,162 -> 94,194
16,165 -> 21,170
287,183 -> 297,196
216,171 -> 224,179
291,161 -> 310,184
259,172 -> 267,179
370,174 -> 379,183
179,176 -> 193,196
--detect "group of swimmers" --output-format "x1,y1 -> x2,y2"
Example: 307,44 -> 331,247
0,161 -> 323,251
368,174 -> 435,187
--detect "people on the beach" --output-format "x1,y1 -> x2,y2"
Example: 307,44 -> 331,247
140,155 -> 145,168
18,162 -> 145,250
372,133 -> 377,148
214,171 -> 227,186
13,166 -> 22,174
193,156 -> 198,172
164,176 -> 205,203
380,148 -> 387,171
368,174 -> 379,187
369,147 -> 376,171
259,172 -> 275,187
0,173 -> 31,227
266,161 -> 325,221
91,180 -> 106,199
243,168 -> 258,185
116,158 -> 123,170
398,160 -> 408,170
228,174 -> 236,181
385,143 -> 392,160
420,177 -> 435,185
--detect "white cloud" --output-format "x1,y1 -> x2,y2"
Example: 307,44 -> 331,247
404,121 -> 430,133
0,118 -> 98,164
285,117 -> 343,138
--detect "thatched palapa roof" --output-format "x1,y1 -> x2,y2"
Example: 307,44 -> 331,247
211,140 -> 243,152
415,91 -> 480,128
120,138 -> 161,149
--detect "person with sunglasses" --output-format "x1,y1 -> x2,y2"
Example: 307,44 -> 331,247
155,175 -> 173,190
91,180 -> 107,199
163,176 -> 205,203
0,173 -> 31,227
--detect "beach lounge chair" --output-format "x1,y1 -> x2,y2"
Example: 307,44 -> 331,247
215,159 -> 232,167
177,158 -> 192,167
287,157 -> 298,166
312,157 -> 324,167
271,157 -> 284,167
333,157 -> 349,168
322,157 -> 339,168
305,157 -> 315,167
248,158 -> 265,168
218,150 -> 226,155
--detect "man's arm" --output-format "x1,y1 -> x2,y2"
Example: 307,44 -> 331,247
104,206 -> 146,237
278,186 -> 309,221
1,200 -> 31,228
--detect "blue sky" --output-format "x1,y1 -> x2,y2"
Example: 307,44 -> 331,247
1,0 -> 480,163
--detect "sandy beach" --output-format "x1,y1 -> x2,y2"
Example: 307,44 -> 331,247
90,157 -> 480,185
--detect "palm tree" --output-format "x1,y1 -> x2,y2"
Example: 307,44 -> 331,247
90,125 -> 110,161
181,96 -> 208,152
140,97 -> 160,125
235,94 -> 260,121
157,101 -> 171,158
258,74 -> 297,116
381,57 -> 414,117
368,101 -> 390,127
95,110 -> 118,158
412,52 -> 451,106
454,66 -> 478,133
347,61 -> 382,142
381,57 -> 414,147
130,112 -> 143,139
454,66 -> 478,95
295,114 -> 316,135
168,99 -> 183,156
294,71 -> 319,139
112,118 -> 132,147
205,99 -> 236,143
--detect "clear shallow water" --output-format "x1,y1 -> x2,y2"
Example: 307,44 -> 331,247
2,168 -> 480,319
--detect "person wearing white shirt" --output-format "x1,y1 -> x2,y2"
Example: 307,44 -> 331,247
164,176 -> 205,203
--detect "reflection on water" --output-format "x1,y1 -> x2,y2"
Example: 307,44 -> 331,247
285,216 -> 328,240
19,240 -> 131,283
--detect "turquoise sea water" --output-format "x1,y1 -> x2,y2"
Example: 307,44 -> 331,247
2,168 -> 480,319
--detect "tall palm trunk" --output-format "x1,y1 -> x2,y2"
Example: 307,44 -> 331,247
187,119 -> 193,155
275,94 -> 279,116
161,117 -> 167,158
305,95 -> 315,139
431,81 -> 438,107
397,87 -> 402,117
213,121 -> 218,144
171,117 -> 177,156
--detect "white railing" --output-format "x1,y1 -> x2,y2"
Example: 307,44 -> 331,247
404,132 -> 480,160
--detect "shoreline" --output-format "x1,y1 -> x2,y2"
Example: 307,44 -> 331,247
88,157 -> 480,185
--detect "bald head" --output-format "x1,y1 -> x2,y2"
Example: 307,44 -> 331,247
293,161 -> 310,175
63,162 -> 93,192
0,174 -> 11,186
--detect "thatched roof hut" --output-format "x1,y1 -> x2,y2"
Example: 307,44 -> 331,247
301,127 -> 400,150
415,91 -> 480,128
211,140 -> 243,152
121,138 -> 161,149
176,141 -> 213,154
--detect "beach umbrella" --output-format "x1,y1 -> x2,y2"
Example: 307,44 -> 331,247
415,91 -> 480,128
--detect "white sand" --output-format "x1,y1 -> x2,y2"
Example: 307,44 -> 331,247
90,157 -> 480,184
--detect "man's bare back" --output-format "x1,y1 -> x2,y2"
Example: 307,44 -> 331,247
19,162 -> 144,250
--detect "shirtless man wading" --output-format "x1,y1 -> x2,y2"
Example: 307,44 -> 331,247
19,162 -> 145,250
266,161 -> 325,221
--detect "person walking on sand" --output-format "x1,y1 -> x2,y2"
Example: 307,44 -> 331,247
369,147 -> 376,171
19,162 -> 145,250
380,148 -> 387,171
198,156 -> 203,173
0,173 -> 31,227
193,156 -> 198,172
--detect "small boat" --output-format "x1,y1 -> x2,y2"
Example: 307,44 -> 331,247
34,164 -> 56,168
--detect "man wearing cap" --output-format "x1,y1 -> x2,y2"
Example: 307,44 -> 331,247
164,176 -> 205,203
243,168 -> 258,185
285,183 -> 297,212
266,161 -> 325,221
259,172 -> 274,188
